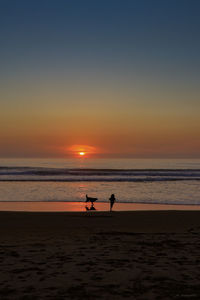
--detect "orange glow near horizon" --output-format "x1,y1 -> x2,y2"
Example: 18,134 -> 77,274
68,144 -> 97,158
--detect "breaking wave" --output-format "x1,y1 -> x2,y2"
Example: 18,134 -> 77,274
0,167 -> 200,182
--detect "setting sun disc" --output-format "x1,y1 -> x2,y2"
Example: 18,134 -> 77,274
79,152 -> 85,156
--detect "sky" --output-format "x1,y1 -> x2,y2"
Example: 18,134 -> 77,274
0,0 -> 200,158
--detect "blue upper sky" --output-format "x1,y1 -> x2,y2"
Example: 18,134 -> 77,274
1,0 -> 200,76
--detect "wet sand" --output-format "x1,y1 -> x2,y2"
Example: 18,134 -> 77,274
1,201 -> 200,212
1,210 -> 200,299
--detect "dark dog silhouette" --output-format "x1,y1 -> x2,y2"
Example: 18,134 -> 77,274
85,194 -> 98,204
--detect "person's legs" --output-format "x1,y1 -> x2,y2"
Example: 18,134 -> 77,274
110,201 -> 114,211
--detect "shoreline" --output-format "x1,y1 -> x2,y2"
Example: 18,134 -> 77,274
0,201 -> 200,212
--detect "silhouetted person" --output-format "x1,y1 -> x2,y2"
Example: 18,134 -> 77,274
109,194 -> 116,211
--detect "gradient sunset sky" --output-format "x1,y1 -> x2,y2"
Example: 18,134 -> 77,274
1,0 -> 200,158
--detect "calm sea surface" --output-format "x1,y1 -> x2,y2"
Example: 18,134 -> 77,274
0,158 -> 200,205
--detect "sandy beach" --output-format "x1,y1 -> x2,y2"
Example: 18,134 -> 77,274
1,210 -> 200,299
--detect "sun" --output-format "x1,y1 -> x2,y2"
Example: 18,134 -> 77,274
79,152 -> 85,156
68,145 -> 97,158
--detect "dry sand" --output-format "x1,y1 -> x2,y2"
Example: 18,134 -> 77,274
1,210 -> 200,299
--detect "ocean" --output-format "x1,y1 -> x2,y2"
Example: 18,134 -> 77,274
0,158 -> 200,206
